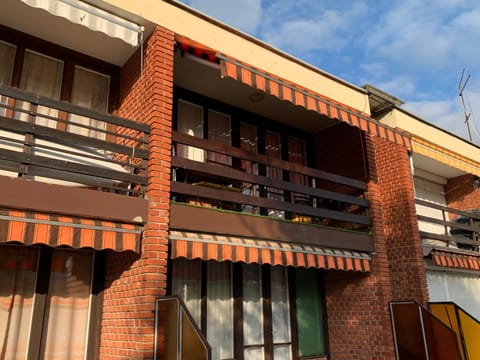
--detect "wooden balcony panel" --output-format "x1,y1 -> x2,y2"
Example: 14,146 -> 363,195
416,199 -> 480,251
0,86 -> 150,196
170,203 -> 374,252
172,131 -> 371,233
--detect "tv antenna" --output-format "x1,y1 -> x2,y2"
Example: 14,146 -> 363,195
458,68 -> 472,141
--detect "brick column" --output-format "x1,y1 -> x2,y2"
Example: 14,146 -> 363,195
99,26 -> 174,359
372,136 -> 428,302
325,135 -> 396,360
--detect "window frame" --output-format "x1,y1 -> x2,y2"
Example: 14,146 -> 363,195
0,244 -> 105,359
169,259 -> 328,360
0,24 -> 120,113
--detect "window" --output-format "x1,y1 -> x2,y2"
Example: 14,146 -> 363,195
171,259 -> 327,360
0,32 -> 116,139
0,245 -> 103,359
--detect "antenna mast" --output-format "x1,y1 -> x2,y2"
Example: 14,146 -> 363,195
459,68 -> 472,141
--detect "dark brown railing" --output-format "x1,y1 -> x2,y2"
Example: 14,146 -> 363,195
0,86 -> 149,196
171,131 -> 371,232
416,199 -> 480,251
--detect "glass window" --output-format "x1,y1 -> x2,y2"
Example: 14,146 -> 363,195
171,260 -> 326,359
0,40 -> 16,86
18,50 -> 63,128
0,246 -> 39,359
0,245 -> 98,359
295,268 -> 326,356
68,66 -> 110,139
207,109 -> 231,165
41,250 -> 93,359
176,100 -> 205,162
206,261 -> 233,360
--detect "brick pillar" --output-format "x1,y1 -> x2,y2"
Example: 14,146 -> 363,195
325,135 -> 396,360
371,136 -> 428,302
98,26 -> 174,359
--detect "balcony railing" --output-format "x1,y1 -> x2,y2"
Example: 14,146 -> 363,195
171,131 -> 371,232
0,86 -> 149,196
416,199 -> 480,251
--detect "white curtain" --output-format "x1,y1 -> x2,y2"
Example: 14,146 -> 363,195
271,267 -> 292,360
177,100 -> 205,162
41,250 -> 93,360
18,50 -> 63,128
206,261 -> 233,360
0,246 -> 38,360
207,110 -> 231,165
242,264 -> 264,360
171,259 -> 203,327
68,66 -> 109,139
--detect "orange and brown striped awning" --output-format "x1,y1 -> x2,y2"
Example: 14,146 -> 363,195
218,54 -> 411,150
169,231 -> 371,272
431,249 -> 480,271
0,209 -> 142,252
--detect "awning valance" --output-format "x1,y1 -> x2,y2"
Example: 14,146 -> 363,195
412,136 -> 480,177
169,231 -> 371,272
21,0 -> 143,47
218,54 -> 411,149
431,249 -> 480,271
0,209 -> 141,252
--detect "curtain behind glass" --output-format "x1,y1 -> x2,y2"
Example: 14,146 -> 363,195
68,66 -> 109,139
40,250 -> 93,360
0,41 -> 16,117
240,123 -> 259,214
206,261 -> 233,360
288,136 -> 307,186
271,267 -> 292,360
207,110 -> 231,165
177,100 -> 205,162
0,246 -> 38,360
171,259 -> 202,327
18,50 -> 63,128
265,131 -> 284,219
242,264 -> 264,360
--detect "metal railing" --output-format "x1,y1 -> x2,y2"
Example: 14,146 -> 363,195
171,130 -> 371,232
0,86 -> 149,196
416,199 -> 480,251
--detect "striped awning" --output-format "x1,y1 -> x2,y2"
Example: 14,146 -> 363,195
412,136 -> 480,177
169,231 -> 371,272
0,209 -> 142,252
431,249 -> 480,271
218,54 -> 411,150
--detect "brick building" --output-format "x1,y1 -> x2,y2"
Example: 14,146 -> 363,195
1,1 -> 479,359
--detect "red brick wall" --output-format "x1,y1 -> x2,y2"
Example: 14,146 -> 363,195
98,26 -> 174,359
445,174 -> 480,214
324,133 -> 428,359
371,136 -> 428,302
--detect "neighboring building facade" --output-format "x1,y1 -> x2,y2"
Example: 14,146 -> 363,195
0,1 -> 478,359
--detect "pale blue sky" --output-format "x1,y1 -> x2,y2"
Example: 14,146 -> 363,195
179,0 -> 480,144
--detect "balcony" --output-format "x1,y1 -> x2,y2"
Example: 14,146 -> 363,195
416,199 -> 480,251
0,85 -> 149,223
170,130 -> 373,252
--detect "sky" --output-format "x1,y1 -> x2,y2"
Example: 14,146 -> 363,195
178,0 -> 480,145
